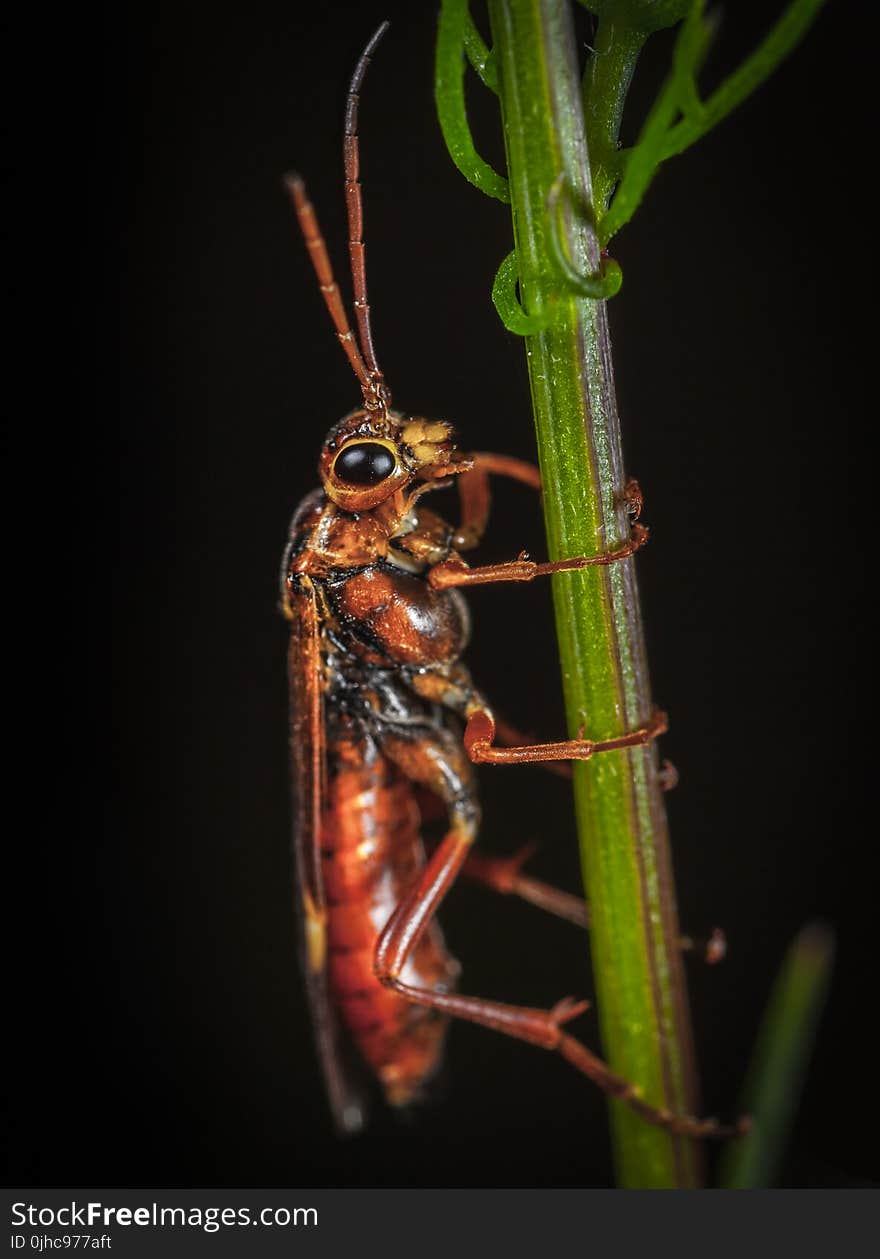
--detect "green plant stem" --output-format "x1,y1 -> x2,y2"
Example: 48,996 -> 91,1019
719,924 -> 835,1189
488,0 -> 701,1189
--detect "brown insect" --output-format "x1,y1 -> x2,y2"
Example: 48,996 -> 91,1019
281,23 -> 736,1138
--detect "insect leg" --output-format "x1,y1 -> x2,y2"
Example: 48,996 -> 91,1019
464,706 -> 668,766
461,709 -> 722,938
409,649 -> 710,955
495,721 -> 676,792
453,457 -> 640,553
437,467 -> 645,582
429,526 -> 649,589
462,845 -> 589,928
462,848 -> 726,962
406,668 -> 666,781
494,716 -> 573,779
453,453 -> 542,551
374,825 -> 742,1137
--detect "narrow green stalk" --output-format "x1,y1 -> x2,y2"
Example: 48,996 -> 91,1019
463,8 -> 499,92
660,0 -> 827,160
488,0 -> 701,1188
719,925 -> 835,1189
582,18 -> 647,215
436,0 -> 510,200
597,4 -> 716,245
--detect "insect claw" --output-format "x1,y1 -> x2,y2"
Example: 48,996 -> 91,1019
550,996 -> 591,1027
630,522 -> 650,551
620,476 -> 643,521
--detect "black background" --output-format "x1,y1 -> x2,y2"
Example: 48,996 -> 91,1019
7,2 -> 875,1188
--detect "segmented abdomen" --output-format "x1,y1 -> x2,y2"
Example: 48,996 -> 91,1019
322,736 -> 457,1107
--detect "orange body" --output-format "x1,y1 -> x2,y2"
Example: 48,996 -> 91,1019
284,423 -> 483,1130
321,732 -> 457,1107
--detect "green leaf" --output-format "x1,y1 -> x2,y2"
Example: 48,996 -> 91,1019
662,0 -> 828,161
718,924 -> 835,1190
600,0 -> 827,243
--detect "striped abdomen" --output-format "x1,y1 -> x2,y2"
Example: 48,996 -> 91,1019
321,736 -> 458,1107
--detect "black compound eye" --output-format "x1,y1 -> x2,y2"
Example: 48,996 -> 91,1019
334,442 -> 397,486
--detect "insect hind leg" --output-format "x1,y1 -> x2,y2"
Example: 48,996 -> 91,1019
373,728 -> 743,1138
374,840 -> 745,1139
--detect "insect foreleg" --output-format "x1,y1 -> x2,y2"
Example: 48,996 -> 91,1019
428,525 -> 649,590
452,452 -> 542,551
451,457 -> 641,555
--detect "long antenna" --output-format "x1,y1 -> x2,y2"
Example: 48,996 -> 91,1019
344,21 -> 390,408
284,173 -> 372,394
